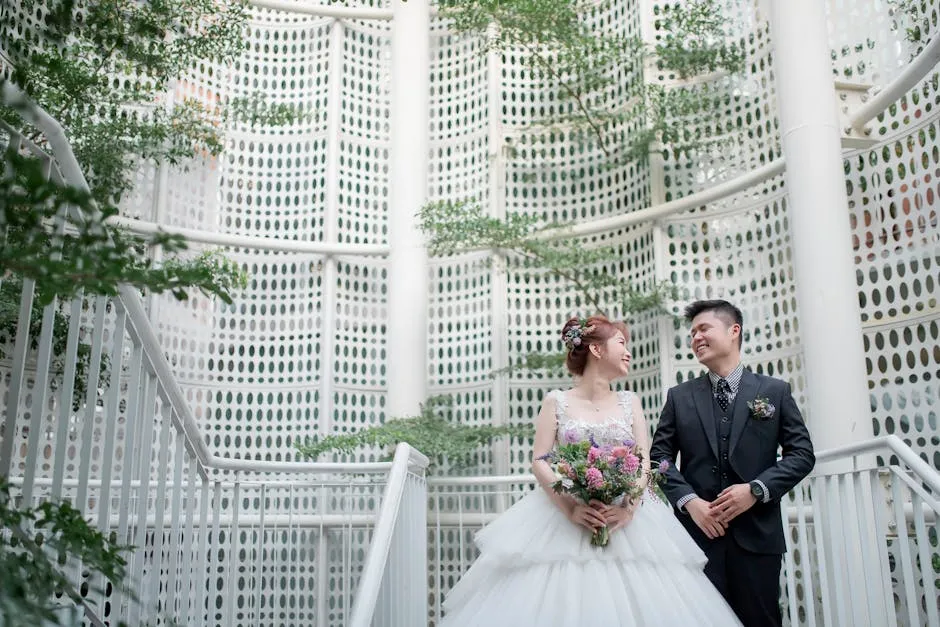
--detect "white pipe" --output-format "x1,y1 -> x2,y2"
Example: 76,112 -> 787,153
208,457 -> 394,474
318,19 -> 345,441
107,215 -> 390,256
535,158 -> 786,241
427,505 -> 937,528
814,435 -> 940,496
108,160 -> 787,256
249,0 -> 393,21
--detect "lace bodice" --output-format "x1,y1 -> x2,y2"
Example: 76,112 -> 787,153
550,389 -> 635,446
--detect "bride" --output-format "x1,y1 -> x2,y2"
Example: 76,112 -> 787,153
440,315 -> 744,626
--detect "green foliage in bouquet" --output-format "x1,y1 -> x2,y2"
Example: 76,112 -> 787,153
540,438 -> 669,545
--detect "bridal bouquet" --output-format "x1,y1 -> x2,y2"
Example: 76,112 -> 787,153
540,437 -> 669,547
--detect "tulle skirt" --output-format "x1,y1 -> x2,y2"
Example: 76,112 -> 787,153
440,490 -> 743,627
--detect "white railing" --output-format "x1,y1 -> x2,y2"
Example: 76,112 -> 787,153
782,435 -> 940,627
426,436 -> 940,627
349,443 -> 430,627
0,84 -> 429,627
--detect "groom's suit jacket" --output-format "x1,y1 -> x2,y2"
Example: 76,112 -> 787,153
650,369 -> 815,554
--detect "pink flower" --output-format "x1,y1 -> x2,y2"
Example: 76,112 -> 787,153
585,467 -> 605,489
563,429 -> 579,444
623,454 -> 640,474
557,461 -> 572,476
587,447 -> 600,463
610,446 -> 630,459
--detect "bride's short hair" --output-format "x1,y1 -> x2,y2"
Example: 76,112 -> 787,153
560,315 -> 629,376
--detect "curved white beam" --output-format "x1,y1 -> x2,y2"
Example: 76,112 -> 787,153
108,216 -> 391,256
249,0 -> 393,21
537,157 -> 786,241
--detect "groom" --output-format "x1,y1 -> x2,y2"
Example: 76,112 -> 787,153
650,300 -> 815,627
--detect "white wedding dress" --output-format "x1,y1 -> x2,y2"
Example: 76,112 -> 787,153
440,389 -> 744,627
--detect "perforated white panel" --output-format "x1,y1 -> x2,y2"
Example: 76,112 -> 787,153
661,175 -> 804,398
826,0 -> 926,84
653,1 -> 780,201
846,81 -> 940,468
146,8 -> 392,462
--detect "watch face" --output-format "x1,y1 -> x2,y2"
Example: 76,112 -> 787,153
750,483 -> 761,496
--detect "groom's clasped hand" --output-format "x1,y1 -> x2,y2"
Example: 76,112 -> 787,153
683,482 -> 759,540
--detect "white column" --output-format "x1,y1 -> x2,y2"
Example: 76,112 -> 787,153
320,19 -> 344,437
769,1 -> 874,453
387,0 -> 431,417
486,24 -> 511,479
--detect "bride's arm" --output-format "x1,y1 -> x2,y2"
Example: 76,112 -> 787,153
531,395 -> 575,515
631,394 -> 652,497
532,395 -> 608,531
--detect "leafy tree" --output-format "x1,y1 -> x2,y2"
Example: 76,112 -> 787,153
0,480 -> 133,627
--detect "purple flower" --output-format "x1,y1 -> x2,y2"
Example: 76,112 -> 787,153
563,428 -> 579,444
622,439 -> 636,449
658,459 -> 671,473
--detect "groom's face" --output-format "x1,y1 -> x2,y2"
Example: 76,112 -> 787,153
689,310 -> 740,368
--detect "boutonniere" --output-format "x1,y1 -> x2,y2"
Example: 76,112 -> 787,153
747,396 -> 776,420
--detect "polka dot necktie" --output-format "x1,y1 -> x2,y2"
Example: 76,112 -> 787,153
715,379 -> 731,412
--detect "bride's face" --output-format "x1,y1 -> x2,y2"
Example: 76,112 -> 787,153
595,331 -> 631,379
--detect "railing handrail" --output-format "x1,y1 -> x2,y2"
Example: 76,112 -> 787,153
1,81 -> 215,477
348,442 -> 429,627
813,434 -> 940,493
427,435 -> 940,494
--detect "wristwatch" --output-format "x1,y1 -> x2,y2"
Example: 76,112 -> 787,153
749,481 -> 764,500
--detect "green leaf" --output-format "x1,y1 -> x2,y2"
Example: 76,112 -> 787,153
295,396 -> 535,469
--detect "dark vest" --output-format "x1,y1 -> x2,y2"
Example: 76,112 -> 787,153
713,393 -> 742,490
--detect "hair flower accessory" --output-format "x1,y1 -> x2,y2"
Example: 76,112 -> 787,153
747,396 -> 776,420
562,318 -> 595,351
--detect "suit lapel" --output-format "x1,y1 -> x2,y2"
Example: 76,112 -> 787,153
692,375 -> 719,460
729,369 -> 760,455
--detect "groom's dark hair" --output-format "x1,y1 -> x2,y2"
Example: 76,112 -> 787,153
683,300 -> 744,348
